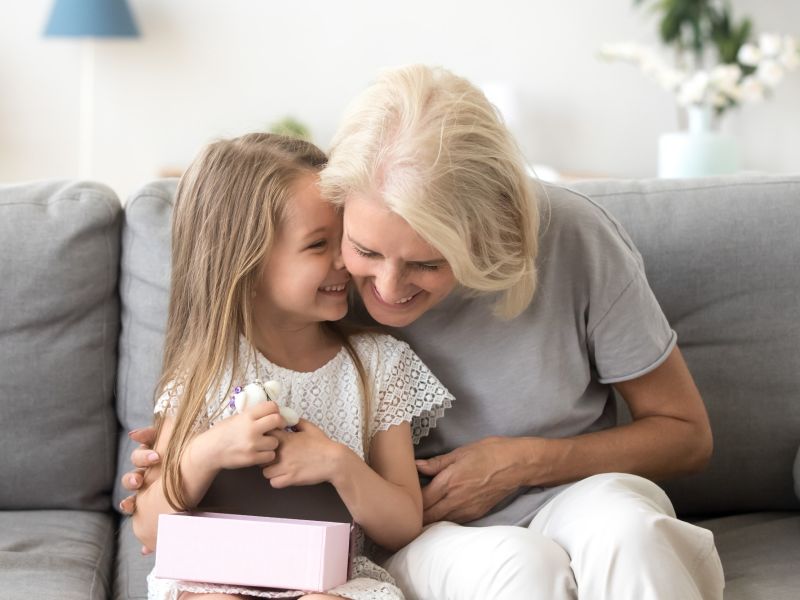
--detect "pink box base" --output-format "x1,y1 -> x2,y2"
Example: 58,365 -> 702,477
154,512 -> 351,592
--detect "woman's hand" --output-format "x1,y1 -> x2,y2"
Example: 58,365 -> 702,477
198,401 -> 286,471
418,348 -> 712,526
416,436 -> 542,524
119,427 -> 160,515
119,402 -> 285,513
261,419 -> 349,488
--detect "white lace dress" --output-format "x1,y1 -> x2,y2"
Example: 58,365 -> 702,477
147,333 -> 454,600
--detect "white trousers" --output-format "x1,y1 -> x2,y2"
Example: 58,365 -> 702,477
383,473 -> 724,600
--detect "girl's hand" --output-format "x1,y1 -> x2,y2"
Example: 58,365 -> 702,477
261,419 -> 351,488
198,401 -> 287,471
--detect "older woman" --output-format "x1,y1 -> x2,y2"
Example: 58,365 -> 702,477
122,65 -> 723,599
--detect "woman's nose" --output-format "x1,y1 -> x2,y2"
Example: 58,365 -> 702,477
374,264 -> 406,302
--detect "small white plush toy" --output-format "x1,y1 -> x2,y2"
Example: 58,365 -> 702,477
232,380 -> 300,427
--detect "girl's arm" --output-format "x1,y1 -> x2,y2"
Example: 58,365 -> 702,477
264,421 -> 423,551
132,402 -> 285,550
331,421 -> 423,551
417,346 -> 712,523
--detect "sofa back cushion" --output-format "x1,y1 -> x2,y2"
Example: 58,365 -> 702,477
0,180 -> 120,510
114,175 -> 800,518
113,180 -> 176,508
573,175 -> 800,517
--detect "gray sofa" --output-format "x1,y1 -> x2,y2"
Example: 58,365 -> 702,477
1,175 -> 798,600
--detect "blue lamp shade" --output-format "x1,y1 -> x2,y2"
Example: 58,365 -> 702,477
44,0 -> 139,38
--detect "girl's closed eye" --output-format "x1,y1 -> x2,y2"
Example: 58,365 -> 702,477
307,239 -> 328,250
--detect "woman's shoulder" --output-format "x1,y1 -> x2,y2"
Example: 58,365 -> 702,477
539,182 -> 633,240
536,181 -> 644,267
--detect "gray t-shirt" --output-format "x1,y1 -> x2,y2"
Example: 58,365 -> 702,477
370,182 -> 676,527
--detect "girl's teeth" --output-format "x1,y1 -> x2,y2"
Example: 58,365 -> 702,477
321,284 -> 346,292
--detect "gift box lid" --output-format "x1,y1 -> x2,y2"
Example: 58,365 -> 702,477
197,466 -> 352,524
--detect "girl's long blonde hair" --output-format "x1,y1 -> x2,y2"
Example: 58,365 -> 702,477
320,64 -> 540,319
156,133 -> 369,511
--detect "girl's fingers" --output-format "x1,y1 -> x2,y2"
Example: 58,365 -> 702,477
254,434 -> 279,452
256,450 -> 277,465
247,401 -> 280,418
261,461 -> 280,478
254,412 -> 287,433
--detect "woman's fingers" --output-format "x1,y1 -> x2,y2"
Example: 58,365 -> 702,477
131,446 -> 160,469
119,494 -> 137,514
128,426 -> 157,446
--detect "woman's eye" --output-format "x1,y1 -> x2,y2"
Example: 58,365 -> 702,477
308,240 -> 327,250
414,263 -> 440,272
352,245 -> 375,258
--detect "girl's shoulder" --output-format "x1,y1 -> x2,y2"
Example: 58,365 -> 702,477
348,331 -> 410,360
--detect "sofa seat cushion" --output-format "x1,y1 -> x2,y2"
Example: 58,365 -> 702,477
698,511 -> 800,599
0,509 -> 114,599
114,516 -> 154,600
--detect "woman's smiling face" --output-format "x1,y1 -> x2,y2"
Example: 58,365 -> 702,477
341,191 -> 457,328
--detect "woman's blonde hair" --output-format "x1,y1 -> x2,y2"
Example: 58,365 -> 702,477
320,64 -> 540,319
156,133 -> 369,510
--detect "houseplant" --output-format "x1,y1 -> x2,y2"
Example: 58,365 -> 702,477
600,0 -> 799,177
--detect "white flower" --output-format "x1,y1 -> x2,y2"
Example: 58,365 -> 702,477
737,43 -> 762,67
710,64 -> 742,92
738,75 -> 766,102
759,33 -> 783,57
598,42 -> 647,62
600,31 -> 798,115
783,35 -> 798,55
756,59 -> 785,87
655,67 -> 687,92
711,92 -> 729,108
778,36 -> 799,70
780,49 -> 800,71
677,70 -> 710,106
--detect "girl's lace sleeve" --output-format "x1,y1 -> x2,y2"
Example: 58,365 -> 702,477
153,380 -> 183,416
368,335 -> 454,444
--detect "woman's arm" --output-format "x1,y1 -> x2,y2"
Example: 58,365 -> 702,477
418,346 -> 712,523
132,403 -> 285,550
131,416 -> 219,550
263,420 -> 423,551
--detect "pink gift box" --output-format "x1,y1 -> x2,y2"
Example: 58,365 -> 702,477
153,467 -> 354,592
154,511 -> 351,591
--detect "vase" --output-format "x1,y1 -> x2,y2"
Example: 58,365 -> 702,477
657,105 -> 739,178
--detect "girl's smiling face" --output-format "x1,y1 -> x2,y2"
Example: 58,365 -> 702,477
341,191 -> 457,328
255,174 -> 350,330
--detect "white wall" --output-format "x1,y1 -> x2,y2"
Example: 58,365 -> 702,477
2,0 -> 798,201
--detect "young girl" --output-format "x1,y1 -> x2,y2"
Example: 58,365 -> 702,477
132,133 -> 454,600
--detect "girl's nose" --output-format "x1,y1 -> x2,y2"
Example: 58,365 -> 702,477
332,244 -> 346,270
